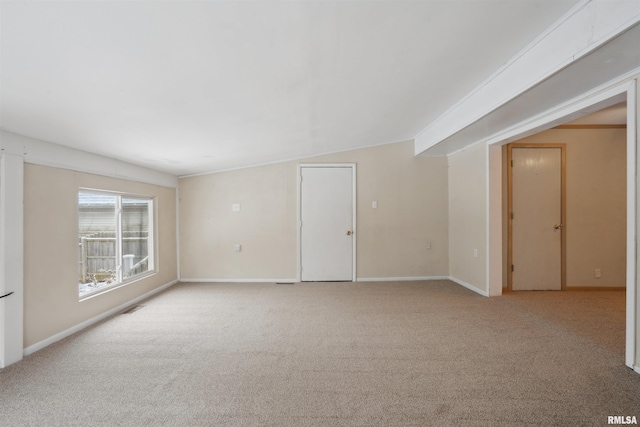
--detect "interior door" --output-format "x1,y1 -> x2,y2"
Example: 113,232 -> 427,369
300,166 -> 354,281
510,146 -> 564,291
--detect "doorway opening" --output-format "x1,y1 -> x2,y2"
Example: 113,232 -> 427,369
488,80 -> 635,369
503,106 -> 627,293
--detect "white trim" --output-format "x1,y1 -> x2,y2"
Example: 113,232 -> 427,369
181,277 -> 450,283
296,165 -> 301,282
444,67 -> 640,159
176,185 -> 181,281
116,195 -> 123,282
352,165 -> 357,282
179,278 -> 298,283
635,365 -> 640,375
415,0 -> 640,154
149,197 -> 156,278
626,79 -> 637,370
448,276 -> 490,297
298,163 -> 357,168
0,130 -> 178,188
418,0 -> 591,149
79,271 -> 157,302
445,139 -> 486,159
484,72 -> 639,148
0,154 -> 24,368
486,143 -> 503,296
24,280 -> 178,357
415,0 -> 587,149
356,276 -> 449,282
179,277 -> 492,297
358,277 -> 496,295
297,163 -> 357,282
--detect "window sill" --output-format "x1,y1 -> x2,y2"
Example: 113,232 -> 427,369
79,271 -> 156,302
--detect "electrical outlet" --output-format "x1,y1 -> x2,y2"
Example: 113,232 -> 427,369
473,249 -> 478,258
594,268 -> 602,278
234,244 -> 241,252
232,203 -> 241,212
426,241 -> 431,250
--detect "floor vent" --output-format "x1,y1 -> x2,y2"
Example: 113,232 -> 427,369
275,282 -> 295,285
122,304 -> 144,314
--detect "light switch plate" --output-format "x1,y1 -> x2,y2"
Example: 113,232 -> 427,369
232,203 -> 241,212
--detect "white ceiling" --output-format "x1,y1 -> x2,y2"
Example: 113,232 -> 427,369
0,0 -> 582,176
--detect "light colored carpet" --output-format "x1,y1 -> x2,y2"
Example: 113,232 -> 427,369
1,280 -> 638,426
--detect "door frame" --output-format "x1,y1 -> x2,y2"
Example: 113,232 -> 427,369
506,143 -> 566,292
297,163 -> 357,282
0,153 -> 24,368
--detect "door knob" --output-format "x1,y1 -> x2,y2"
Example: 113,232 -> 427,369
346,230 -> 352,236
554,224 -> 563,230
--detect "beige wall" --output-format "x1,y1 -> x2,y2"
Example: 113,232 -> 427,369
513,128 -> 626,288
447,142 -> 487,292
180,160 -> 297,280
179,140 -> 449,280
23,164 -> 177,347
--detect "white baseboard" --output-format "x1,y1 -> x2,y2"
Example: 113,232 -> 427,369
24,280 -> 178,357
634,365 -> 640,375
356,276 -> 489,297
183,277 -> 450,283
356,276 -> 449,282
179,278 -> 298,283
180,278 -> 488,296
447,276 -> 489,297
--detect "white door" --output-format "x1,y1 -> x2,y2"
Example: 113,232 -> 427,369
300,166 -> 354,281
511,147 -> 563,291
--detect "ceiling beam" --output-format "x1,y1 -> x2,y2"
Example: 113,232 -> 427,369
414,0 -> 640,155
0,131 -> 179,188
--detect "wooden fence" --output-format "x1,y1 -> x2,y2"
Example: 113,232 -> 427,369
78,231 -> 148,283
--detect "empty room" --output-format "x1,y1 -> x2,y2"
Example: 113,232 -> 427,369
1,0 -> 640,425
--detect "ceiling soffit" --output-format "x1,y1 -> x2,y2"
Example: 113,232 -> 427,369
415,1 -> 640,157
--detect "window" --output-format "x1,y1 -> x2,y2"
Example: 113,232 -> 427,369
78,190 -> 154,299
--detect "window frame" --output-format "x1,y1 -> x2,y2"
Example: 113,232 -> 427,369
78,188 -> 155,300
